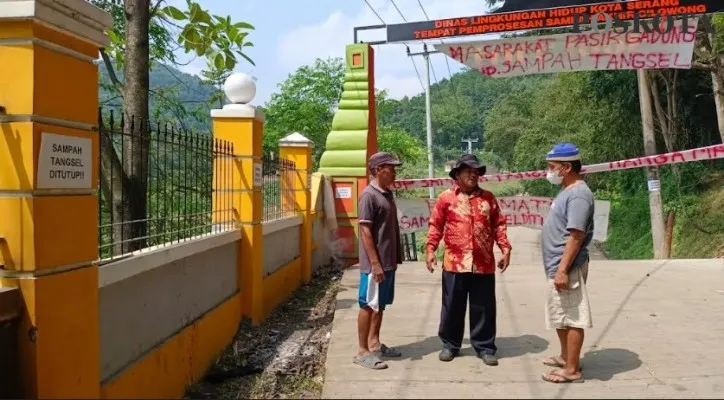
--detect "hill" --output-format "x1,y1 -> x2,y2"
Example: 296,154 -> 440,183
98,63 -> 220,133
97,60 -> 723,260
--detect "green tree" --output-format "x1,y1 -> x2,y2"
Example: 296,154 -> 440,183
378,125 -> 425,163
91,0 -> 255,253
263,57 -> 345,165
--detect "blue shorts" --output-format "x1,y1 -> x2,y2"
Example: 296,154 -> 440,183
358,270 -> 395,312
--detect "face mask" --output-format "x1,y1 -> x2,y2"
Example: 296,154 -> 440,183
546,169 -> 564,185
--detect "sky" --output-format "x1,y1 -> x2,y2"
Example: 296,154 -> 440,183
167,0 -> 499,106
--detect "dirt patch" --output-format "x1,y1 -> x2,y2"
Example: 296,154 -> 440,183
184,261 -> 345,399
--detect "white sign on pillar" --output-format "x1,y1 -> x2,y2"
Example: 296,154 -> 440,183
36,132 -> 92,189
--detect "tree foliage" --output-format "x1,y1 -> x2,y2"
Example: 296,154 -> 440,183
92,0 -> 255,254
93,0 -> 254,89
262,57 -> 345,165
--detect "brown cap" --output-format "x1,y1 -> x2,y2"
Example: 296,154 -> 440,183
369,152 -> 403,170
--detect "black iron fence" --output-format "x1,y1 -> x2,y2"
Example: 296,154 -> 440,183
262,152 -> 299,222
98,109 -> 235,261
402,232 -> 419,262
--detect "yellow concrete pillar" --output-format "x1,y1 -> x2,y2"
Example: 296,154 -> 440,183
279,133 -> 313,283
211,73 -> 265,324
0,0 -> 112,398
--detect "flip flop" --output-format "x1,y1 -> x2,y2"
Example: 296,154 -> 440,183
542,356 -> 566,368
541,369 -> 585,384
373,344 -> 402,358
542,356 -> 583,371
353,353 -> 388,370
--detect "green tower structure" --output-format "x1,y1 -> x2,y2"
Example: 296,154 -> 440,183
318,43 -> 377,176
317,43 -> 377,265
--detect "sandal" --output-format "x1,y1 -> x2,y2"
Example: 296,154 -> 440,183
542,356 -> 566,368
541,369 -> 585,384
353,353 -> 388,370
373,344 -> 402,358
542,356 -> 583,371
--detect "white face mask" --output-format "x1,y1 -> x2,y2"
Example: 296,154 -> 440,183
546,169 -> 564,185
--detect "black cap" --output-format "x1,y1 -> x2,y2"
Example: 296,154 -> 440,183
369,152 -> 403,170
449,154 -> 486,179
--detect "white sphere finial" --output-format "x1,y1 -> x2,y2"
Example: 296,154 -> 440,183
224,73 -> 256,104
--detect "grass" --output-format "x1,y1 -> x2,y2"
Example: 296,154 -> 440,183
672,174 -> 724,258
229,373 -> 323,399
603,173 -> 724,259
601,192 -> 656,259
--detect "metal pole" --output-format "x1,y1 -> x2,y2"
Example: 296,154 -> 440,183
423,45 -> 434,199
636,69 -> 666,259
461,138 -> 478,154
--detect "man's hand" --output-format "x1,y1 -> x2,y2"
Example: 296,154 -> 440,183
497,252 -> 511,272
371,261 -> 385,283
425,252 -> 437,273
553,270 -> 569,292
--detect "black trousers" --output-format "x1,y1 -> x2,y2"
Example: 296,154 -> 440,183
438,271 -> 497,355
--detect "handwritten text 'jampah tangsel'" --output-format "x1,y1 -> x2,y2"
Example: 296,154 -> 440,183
436,18 -> 696,78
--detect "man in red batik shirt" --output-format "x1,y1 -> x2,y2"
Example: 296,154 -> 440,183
425,153 -> 513,366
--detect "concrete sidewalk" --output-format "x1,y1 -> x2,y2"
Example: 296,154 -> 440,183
322,227 -> 724,399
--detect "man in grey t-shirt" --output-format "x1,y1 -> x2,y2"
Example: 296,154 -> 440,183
353,152 -> 404,370
539,143 -> 594,385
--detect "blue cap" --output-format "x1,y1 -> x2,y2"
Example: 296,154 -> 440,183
546,143 -> 581,162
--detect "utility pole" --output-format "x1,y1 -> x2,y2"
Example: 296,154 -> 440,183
636,69 -> 666,259
423,45 -> 434,199
461,137 -> 479,154
408,45 -> 438,199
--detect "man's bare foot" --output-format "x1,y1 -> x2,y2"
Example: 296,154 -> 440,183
541,368 -> 584,384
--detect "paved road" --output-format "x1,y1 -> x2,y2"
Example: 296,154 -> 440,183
322,227 -> 724,399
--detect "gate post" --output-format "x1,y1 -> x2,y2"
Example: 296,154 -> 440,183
317,44 -> 377,265
0,0 -> 112,397
211,73 -> 265,324
279,132 -> 313,283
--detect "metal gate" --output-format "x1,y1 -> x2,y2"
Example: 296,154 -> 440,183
401,233 -> 418,262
